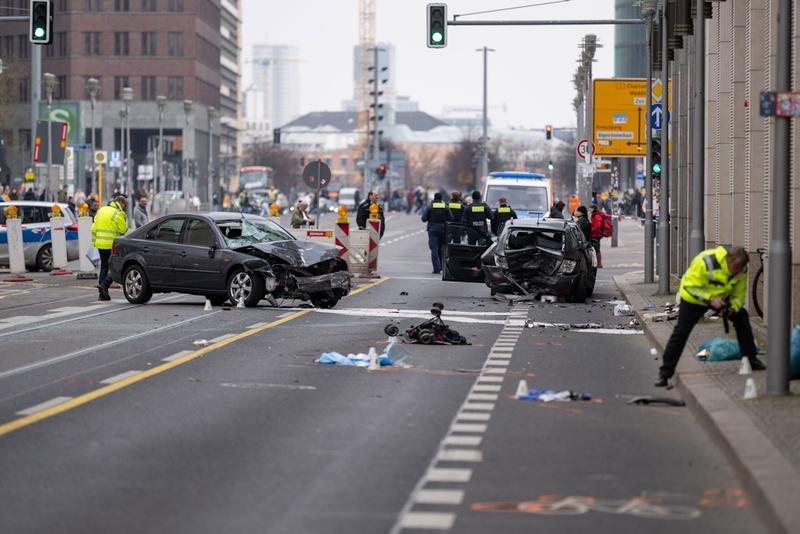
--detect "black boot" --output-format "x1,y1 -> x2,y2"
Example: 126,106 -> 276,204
98,286 -> 111,301
749,357 -> 767,371
654,375 -> 669,388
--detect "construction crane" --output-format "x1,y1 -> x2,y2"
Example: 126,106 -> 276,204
358,0 -> 375,188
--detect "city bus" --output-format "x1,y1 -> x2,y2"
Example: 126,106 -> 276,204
483,172 -> 552,219
239,166 -> 270,191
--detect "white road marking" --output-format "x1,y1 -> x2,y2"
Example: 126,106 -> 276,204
438,449 -> 483,462
0,304 -> 111,328
450,423 -> 488,433
425,468 -> 472,483
483,368 -> 507,375
399,512 -> 455,530
415,489 -> 465,505
471,384 -> 502,392
488,352 -> 512,359
245,322 -> 268,329
490,346 -> 514,352
571,328 -> 644,335
467,393 -> 499,401
462,402 -> 495,411
443,435 -> 483,447
485,360 -> 510,367
306,308 -> 506,325
162,350 -> 193,362
100,370 -> 142,384
16,396 -> 72,416
456,412 -> 492,422
476,375 -> 504,383
209,333 -> 235,343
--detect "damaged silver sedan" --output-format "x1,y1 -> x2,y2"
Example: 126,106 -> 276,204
110,213 -> 351,308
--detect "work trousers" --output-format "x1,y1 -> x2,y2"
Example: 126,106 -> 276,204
428,232 -> 443,273
659,300 -> 757,379
98,249 -> 113,289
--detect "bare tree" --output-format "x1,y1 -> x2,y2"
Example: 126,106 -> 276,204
246,143 -> 298,192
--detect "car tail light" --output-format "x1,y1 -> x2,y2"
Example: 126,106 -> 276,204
66,223 -> 78,231
111,241 -> 118,256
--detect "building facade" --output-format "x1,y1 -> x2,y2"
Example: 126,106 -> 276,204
0,0 -> 240,203
251,44 -> 300,131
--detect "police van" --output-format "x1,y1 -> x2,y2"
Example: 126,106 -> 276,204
0,201 -> 79,271
482,172 -> 552,220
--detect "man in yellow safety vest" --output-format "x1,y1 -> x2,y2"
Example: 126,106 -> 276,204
92,194 -> 128,301
656,245 -> 766,387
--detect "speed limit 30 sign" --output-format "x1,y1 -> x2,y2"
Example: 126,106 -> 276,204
576,139 -> 595,161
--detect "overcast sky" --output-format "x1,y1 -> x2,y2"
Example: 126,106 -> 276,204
241,0 -> 616,129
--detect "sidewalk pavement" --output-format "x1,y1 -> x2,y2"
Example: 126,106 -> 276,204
615,271 -> 800,534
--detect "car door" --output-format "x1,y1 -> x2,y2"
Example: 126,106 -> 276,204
442,222 -> 492,282
142,217 -> 186,287
173,218 -> 225,290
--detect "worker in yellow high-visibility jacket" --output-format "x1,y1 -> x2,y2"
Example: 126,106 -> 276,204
656,245 -> 766,387
91,194 -> 128,301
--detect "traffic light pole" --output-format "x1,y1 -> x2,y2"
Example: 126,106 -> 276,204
689,0 -> 706,259
479,46 -> 493,186
644,14 -> 654,284
657,6 -> 671,295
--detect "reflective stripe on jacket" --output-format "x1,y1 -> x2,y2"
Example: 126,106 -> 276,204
91,201 -> 128,250
679,246 -> 747,312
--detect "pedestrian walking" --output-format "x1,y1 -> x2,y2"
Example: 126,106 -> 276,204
134,196 -> 149,228
491,197 -> 517,236
291,201 -> 314,228
574,205 -> 592,242
91,194 -> 128,301
655,246 -> 766,387
590,204 -> 612,268
462,190 -> 492,244
421,192 -> 452,274
356,190 -> 385,237
549,200 -> 566,219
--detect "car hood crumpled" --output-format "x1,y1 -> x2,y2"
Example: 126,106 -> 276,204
235,240 -> 341,267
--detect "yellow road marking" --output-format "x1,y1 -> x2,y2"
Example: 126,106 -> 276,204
0,276 -> 388,438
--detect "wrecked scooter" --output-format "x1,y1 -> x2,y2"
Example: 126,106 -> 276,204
384,303 -> 469,345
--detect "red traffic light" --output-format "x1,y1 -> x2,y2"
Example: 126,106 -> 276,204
377,164 -> 387,173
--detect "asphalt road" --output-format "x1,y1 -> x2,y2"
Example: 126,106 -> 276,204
0,214 -> 766,533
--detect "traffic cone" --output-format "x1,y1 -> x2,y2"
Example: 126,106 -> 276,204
515,379 -> 529,399
367,347 -> 380,371
236,297 -> 245,309
738,357 -> 752,376
743,378 -> 758,400
203,298 -> 213,312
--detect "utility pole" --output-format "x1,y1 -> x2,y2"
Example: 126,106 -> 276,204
86,78 -> 99,195
642,1 -> 656,283
42,73 -> 56,200
31,45 -> 41,189
156,96 -> 165,197
372,46 -> 381,182
766,0 -> 793,396
207,106 -> 217,208
657,5 -> 671,294
477,46 -> 494,187
689,0 -> 706,259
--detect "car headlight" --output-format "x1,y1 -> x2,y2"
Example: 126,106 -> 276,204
559,259 -> 577,273
495,254 -> 508,269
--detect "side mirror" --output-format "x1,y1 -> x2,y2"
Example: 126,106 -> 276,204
208,245 -> 217,259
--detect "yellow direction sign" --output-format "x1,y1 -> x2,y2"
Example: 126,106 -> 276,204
592,78 -> 672,157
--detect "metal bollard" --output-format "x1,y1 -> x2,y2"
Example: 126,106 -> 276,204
3,216 -> 33,282
76,215 -> 98,279
611,215 -> 619,248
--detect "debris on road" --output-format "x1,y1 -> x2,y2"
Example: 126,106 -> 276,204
613,303 -> 634,316
696,337 -> 750,362
315,342 -> 411,368
385,303 -> 469,345
193,339 -> 211,346
400,291 -> 409,296
627,396 -> 686,407
515,379 -> 592,402
642,309 -> 678,322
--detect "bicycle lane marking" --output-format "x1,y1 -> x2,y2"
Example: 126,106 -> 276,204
389,303 -> 529,532
0,277 -> 387,439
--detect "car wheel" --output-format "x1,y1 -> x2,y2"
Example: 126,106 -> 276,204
570,272 -> 588,303
311,292 -> 340,309
384,324 -> 400,337
418,330 -> 434,345
208,296 -> 228,307
123,264 -> 153,304
36,244 -> 53,272
228,269 -> 265,308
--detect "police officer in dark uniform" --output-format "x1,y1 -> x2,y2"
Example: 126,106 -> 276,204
448,191 -> 464,222
462,190 -> 492,244
491,197 -> 518,236
421,192 -> 452,274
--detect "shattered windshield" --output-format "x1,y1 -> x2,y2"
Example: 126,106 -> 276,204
506,229 -> 564,251
217,218 -> 294,248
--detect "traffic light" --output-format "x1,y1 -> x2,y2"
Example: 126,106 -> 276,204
651,139 -> 662,176
376,163 -> 388,180
273,128 -> 281,145
426,3 -> 447,48
29,0 -> 52,45
545,124 -> 553,140
547,160 -> 555,170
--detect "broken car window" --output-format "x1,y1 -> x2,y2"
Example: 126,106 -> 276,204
217,218 -> 294,248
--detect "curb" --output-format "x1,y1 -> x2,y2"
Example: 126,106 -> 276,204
614,273 -> 800,534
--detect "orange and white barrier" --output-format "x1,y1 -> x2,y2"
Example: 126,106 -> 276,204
367,219 -> 381,274
3,215 -> 32,282
49,209 -> 72,275
287,224 -> 376,275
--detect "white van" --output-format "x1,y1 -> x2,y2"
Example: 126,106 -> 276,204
337,187 -> 361,211
483,172 -> 552,219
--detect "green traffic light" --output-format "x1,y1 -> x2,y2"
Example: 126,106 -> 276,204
34,27 -> 45,38
652,162 -> 661,173
431,31 -> 443,43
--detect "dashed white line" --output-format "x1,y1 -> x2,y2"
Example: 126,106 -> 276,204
485,360 -> 510,366
425,467 -> 472,482
399,512 -> 455,530
462,402 -> 495,411
16,396 -> 72,416
100,370 -> 142,384
476,375 -> 504,383
246,322 -> 268,329
162,350 -> 193,362
450,423 -> 488,433
438,449 -> 483,462
415,489 -> 465,505
483,368 -> 507,375
456,412 -> 492,422
443,435 -> 483,447
467,393 -> 499,401
209,333 -> 235,343
471,384 -> 502,392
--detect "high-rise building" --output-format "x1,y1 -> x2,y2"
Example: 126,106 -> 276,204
0,0 -> 240,203
219,0 -> 242,181
251,44 -> 300,130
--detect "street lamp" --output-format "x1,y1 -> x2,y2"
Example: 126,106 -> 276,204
207,106 -> 217,209
122,87 -> 134,226
156,95 -> 166,195
182,99 -> 193,196
85,77 -> 100,195
42,73 -> 56,199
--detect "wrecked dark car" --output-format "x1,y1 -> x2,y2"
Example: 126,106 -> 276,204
110,213 -> 350,308
441,219 -> 596,302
